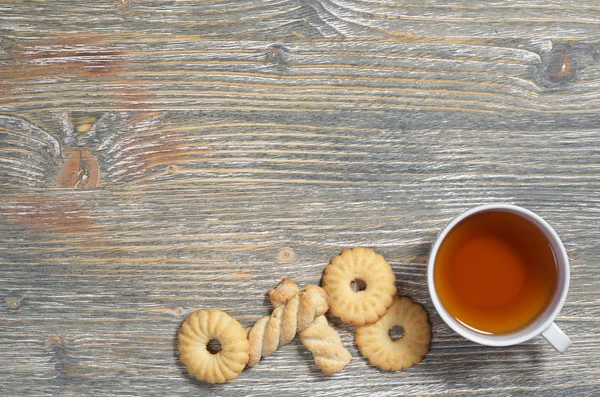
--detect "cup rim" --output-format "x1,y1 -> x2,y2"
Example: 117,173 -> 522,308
427,203 -> 570,346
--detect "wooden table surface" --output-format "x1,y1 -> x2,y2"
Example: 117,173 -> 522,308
1,1 -> 599,396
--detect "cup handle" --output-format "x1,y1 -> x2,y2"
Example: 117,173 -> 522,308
541,322 -> 572,353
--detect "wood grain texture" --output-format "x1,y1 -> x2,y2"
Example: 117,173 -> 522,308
1,1 -> 599,396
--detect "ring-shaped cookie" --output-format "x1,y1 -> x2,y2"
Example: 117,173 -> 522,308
322,247 -> 397,325
178,309 -> 250,383
355,296 -> 431,371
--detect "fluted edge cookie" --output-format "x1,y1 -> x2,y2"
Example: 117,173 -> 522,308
178,309 -> 249,383
355,296 -> 431,371
322,247 -> 397,326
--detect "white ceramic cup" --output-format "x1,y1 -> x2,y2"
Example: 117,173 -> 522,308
427,204 -> 572,353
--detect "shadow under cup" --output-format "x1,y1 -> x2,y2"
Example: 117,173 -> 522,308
427,204 -> 570,348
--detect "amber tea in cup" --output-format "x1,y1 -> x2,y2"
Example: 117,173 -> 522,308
434,210 -> 558,335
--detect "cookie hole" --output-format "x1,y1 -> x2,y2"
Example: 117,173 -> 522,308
207,338 -> 222,354
389,326 -> 404,341
350,279 -> 367,292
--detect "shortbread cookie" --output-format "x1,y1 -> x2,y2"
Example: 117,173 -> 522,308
322,247 -> 397,326
247,284 -> 329,367
178,309 -> 249,383
269,278 -> 352,375
299,316 -> 353,375
355,296 -> 431,371
268,278 -> 300,308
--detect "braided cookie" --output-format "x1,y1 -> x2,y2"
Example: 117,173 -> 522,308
178,309 -> 249,384
269,278 -> 352,375
247,283 -> 328,367
322,247 -> 397,326
268,278 -> 301,307
298,316 -> 352,375
355,296 -> 431,371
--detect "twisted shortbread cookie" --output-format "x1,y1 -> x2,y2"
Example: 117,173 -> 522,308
269,278 -> 352,375
246,282 -> 328,367
299,316 -> 352,374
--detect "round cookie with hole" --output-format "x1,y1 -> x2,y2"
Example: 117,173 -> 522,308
355,296 -> 431,371
322,247 -> 397,326
178,309 -> 249,383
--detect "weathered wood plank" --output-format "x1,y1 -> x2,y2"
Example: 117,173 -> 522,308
1,0 -> 600,39
1,1 -> 599,396
2,111 -> 600,189
1,37 -> 599,113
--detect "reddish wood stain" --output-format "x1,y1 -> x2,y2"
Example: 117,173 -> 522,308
14,47 -> 125,76
127,112 -> 162,127
3,37 -> 150,109
4,193 -> 94,232
114,87 -> 151,110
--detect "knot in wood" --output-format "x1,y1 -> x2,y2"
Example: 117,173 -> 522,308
542,44 -> 576,86
266,44 -> 290,68
57,150 -> 99,188
277,247 -> 295,262
5,297 -> 22,311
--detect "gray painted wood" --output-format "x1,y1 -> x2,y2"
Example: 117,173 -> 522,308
1,1 -> 599,396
